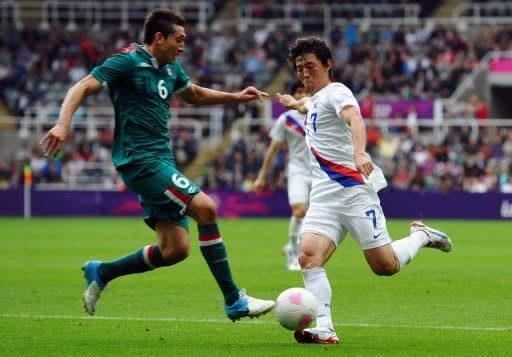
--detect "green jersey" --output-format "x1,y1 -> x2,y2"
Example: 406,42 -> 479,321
91,43 -> 191,168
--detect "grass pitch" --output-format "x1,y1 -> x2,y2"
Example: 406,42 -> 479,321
1,217 -> 511,356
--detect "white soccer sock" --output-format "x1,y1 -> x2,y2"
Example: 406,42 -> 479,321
288,216 -> 302,256
302,267 -> 333,330
391,231 -> 429,270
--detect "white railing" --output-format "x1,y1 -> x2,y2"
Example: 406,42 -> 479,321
239,108 -> 512,147
3,114 -> 512,190
235,3 -> 420,39
237,3 -> 420,21
60,161 -> 118,189
211,8 -> 512,39
11,114 -> 512,148
15,1 -> 215,31
17,105 -> 223,147
0,0 -> 22,29
453,2 -> 512,20
42,0 -> 214,31
222,12 -> 512,35
2,114 -> 207,189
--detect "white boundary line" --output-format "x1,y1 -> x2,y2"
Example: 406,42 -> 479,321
0,313 -> 509,332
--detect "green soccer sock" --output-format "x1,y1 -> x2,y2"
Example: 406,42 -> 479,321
198,224 -> 239,305
98,244 -> 168,284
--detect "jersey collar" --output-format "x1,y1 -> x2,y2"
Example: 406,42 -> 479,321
137,43 -> 159,69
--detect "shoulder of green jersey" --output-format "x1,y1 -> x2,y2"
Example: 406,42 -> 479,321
137,62 -> 152,68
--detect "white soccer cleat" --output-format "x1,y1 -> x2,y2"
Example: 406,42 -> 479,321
83,281 -> 103,316
225,289 -> 275,321
294,327 -> 340,344
410,221 -> 453,253
82,260 -> 106,315
246,294 -> 276,317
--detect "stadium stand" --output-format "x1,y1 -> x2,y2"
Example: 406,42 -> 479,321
1,1 -> 512,194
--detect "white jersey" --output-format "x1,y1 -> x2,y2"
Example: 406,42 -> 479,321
304,82 -> 367,198
300,82 -> 390,250
270,109 -> 311,177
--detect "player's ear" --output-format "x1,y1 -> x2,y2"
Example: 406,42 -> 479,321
326,59 -> 333,73
154,32 -> 164,44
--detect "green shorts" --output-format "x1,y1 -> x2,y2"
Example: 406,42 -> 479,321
118,160 -> 201,230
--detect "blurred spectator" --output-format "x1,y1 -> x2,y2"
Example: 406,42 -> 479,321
41,158 -> 62,183
392,158 -> 413,190
501,176 -> 512,193
171,125 -> 199,170
406,105 -> 419,136
0,160 -> 11,189
63,150 -> 86,184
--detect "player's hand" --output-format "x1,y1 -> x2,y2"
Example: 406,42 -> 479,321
40,124 -> 68,157
276,93 -> 298,109
355,153 -> 373,178
253,176 -> 266,192
238,86 -> 269,102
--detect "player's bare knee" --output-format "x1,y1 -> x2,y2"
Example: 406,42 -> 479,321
187,192 -> 217,225
160,242 -> 190,264
198,203 -> 217,224
190,197 -> 218,224
298,251 -> 318,269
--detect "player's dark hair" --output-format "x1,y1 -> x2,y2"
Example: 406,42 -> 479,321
288,36 -> 332,74
143,8 -> 185,44
289,80 -> 305,95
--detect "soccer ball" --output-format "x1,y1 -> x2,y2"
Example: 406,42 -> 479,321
274,287 -> 318,330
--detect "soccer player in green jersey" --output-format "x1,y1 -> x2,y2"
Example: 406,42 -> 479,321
40,8 -> 274,320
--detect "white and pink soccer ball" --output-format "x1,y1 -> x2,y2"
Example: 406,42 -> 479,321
274,287 -> 318,330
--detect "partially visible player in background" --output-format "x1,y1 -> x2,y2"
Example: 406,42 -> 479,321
278,36 -> 453,344
40,8 -> 274,321
254,81 -> 311,271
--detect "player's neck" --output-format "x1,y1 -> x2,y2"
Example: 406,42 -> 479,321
312,80 -> 331,95
143,44 -> 163,67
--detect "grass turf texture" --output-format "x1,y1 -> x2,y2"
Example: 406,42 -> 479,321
1,218 -> 511,356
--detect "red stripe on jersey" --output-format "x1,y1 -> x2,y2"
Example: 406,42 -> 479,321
121,44 -> 137,53
168,187 -> 192,204
311,147 -> 364,182
284,115 -> 306,137
199,232 -> 222,242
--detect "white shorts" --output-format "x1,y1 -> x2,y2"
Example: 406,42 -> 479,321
300,185 -> 391,250
287,173 -> 311,206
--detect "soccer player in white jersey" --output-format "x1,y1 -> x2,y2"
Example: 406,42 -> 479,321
277,36 -> 453,345
254,81 -> 311,271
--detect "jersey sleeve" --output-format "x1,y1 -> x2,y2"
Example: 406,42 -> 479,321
172,61 -> 191,94
269,115 -> 286,143
329,83 -> 360,119
90,53 -> 135,86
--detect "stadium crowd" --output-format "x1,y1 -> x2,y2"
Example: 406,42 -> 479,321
1,15 -> 512,193
3,15 -> 511,115
199,121 -> 512,194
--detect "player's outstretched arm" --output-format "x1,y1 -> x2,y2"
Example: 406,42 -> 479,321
180,84 -> 269,105
254,140 -> 281,191
40,75 -> 103,156
342,105 -> 373,178
276,93 -> 310,114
